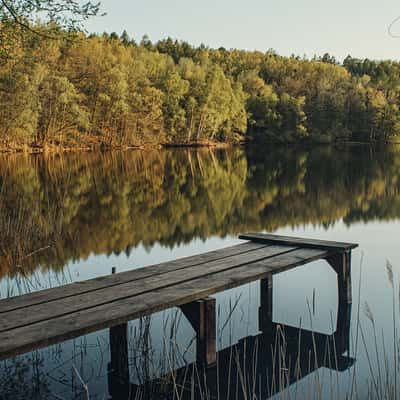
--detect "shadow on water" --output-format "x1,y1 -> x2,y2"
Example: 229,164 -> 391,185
117,317 -> 353,400
108,254 -> 353,400
0,260 -> 353,400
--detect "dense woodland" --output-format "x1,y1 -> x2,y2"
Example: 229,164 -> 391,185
2,23 -> 400,149
1,145 -> 400,280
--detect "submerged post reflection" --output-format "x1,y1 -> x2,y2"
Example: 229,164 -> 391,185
107,251 -> 354,399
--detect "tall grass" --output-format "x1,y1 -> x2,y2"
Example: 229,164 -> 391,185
2,258 -> 400,399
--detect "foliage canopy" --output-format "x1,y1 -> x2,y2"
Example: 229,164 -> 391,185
1,25 -> 400,148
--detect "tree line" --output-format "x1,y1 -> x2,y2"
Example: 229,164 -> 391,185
2,24 -> 400,149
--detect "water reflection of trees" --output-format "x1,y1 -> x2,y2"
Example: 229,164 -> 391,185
1,145 -> 400,278
0,353 -> 50,399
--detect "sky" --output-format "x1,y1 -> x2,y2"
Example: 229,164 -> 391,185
85,0 -> 400,61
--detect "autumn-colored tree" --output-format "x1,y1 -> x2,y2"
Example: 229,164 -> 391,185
2,26 -> 400,149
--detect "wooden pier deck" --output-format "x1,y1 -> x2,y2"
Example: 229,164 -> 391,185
0,233 -> 357,362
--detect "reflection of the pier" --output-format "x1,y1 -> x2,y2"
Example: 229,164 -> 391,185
108,253 -> 354,399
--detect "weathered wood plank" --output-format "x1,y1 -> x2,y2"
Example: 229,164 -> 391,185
239,233 -> 358,251
0,247 -> 328,361
0,245 -> 295,333
0,241 -> 266,314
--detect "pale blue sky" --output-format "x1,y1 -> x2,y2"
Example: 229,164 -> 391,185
86,0 -> 400,60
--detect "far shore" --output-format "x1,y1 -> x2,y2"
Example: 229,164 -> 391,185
0,139 -> 235,154
0,138 -> 399,154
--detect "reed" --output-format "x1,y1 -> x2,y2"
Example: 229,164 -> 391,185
2,258 -> 400,400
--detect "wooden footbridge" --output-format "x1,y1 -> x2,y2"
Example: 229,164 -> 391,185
0,233 -> 357,383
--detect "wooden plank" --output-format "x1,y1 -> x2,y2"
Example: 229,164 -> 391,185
0,247 -> 328,361
0,245 -> 296,332
239,232 -> 358,251
0,241 -> 267,314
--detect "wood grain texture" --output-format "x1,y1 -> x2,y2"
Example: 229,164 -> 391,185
0,241 -> 266,314
0,247 -> 328,360
0,245 -> 294,333
239,233 -> 358,251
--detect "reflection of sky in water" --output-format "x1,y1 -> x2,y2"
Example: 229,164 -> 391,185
1,147 -> 400,399
2,220 -> 399,399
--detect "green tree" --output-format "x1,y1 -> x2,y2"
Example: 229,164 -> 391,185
0,0 -> 101,32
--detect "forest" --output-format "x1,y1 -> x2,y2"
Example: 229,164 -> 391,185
2,21 -> 400,150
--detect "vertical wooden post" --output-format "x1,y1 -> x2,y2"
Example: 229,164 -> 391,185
108,324 -> 129,398
325,251 -> 352,353
325,251 -> 352,305
180,297 -> 216,366
108,267 -> 130,398
259,273 -> 273,334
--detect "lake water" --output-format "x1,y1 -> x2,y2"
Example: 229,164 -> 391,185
0,145 -> 400,399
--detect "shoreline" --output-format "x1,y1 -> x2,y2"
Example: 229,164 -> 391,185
0,140 -> 235,154
0,139 -> 399,154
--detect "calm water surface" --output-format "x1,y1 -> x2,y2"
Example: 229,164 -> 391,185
0,145 -> 400,399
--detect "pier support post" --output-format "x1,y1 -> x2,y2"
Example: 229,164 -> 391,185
108,266 -> 130,398
180,297 -> 216,366
325,251 -> 352,305
259,273 -> 273,334
325,251 -> 352,352
108,323 -> 130,398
